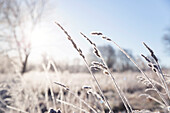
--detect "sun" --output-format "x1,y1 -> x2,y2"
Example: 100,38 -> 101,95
31,28 -> 47,49
29,23 -> 65,60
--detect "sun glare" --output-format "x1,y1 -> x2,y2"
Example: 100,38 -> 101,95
31,28 -> 47,49
28,23 -> 76,63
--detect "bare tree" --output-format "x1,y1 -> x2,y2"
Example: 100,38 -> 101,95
98,45 -> 116,69
87,45 -> 136,72
163,29 -> 170,53
0,0 -> 46,74
87,45 -> 117,71
116,49 -> 135,71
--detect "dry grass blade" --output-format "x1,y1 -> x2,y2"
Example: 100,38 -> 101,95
95,33 -> 169,107
101,36 -> 112,41
90,65 -> 101,70
6,106 -> 29,113
55,22 -> 112,112
80,32 -> 96,46
54,82 -> 69,90
137,75 -> 151,87
49,108 -> 61,113
82,87 -> 106,106
91,32 -> 103,35
143,42 -> 170,100
132,110 -> 151,113
93,47 -> 101,57
142,50 -> 170,99
54,82 -> 98,113
91,61 -> 109,75
80,32 -> 101,58
141,54 -> 151,63
143,42 -> 158,62
55,22 -> 85,59
139,94 -> 165,108
82,85 -> 92,90
0,95 -> 28,113
145,88 -> 166,96
91,61 -> 107,70
47,60 -> 65,112
55,22 -> 170,112
42,63 -> 56,109
56,99 -> 90,113
81,32 -> 132,113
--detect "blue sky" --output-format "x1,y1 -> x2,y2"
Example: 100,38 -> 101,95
30,0 -> 170,66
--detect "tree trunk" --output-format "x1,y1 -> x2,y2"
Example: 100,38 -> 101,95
21,54 -> 29,74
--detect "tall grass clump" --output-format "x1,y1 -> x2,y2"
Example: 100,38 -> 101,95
56,22 -> 170,113
55,22 -> 113,113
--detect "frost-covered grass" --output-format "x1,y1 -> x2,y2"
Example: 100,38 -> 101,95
0,23 -> 170,113
0,70 -> 169,113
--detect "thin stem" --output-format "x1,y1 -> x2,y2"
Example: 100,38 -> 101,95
42,63 -> 56,109
80,32 -> 132,112
0,99 -> 28,113
56,22 -> 113,113
139,94 -> 165,108
156,63 -> 170,100
108,39 -> 169,106
55,83 -> 98,113
56,99 -> 90,113
98,50 -> 132,113
83,60 -> 113,113
49,60 -> 65,110
69,89 -> 97,113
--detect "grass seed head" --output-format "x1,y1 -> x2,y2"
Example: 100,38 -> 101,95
141,54 -> 151,63
82,85 -> 92,90
102,36 -> 112,41
93,47 -> 101,58
103,70 -> 109,75
91,32 -> 103,35
91,61 -> 107,70
80,32 -> 96,47
148,63 -> 152,68
143,42 -> 158,62
54,82 -> 69,90
49,108 -> 61,113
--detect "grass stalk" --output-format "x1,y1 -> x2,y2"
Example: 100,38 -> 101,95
94,34 -> 169,107
56,99 -> 90,113
54,82 -> 98,113
42,63 -> 56,109
80,32 -> 132,113
55,22 -> 113,113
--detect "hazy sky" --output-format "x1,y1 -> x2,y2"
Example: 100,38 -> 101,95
30,0 -> 170,66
